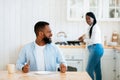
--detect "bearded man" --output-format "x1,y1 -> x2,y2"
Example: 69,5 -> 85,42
16,21 -> 67,73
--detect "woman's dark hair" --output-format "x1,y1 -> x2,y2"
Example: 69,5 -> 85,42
86,12 -> 97,38
34,21 -> 49,36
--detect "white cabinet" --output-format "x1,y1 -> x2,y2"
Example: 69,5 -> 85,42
101,49 -> 116,80
115,50 -> 120,80
67,0 -> 120,21
60,47 -> 116,79
85,48 -> 116,80
89,0 -> 102,19
67,0 -> 101,21
67,0 -> 87,21
60,47 -> 86,71
66,60 -> 83,71
102,0 -> 120,20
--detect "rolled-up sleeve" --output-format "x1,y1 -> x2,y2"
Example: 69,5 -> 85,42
56,46 -> 67,67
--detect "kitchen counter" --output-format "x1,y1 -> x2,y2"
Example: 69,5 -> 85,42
114,46 -> 120,51
59,45 -> 120,49
59,45 -> 86,48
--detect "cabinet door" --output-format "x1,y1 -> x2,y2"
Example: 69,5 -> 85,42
61,48 -> 84,60
116,50 -> 120,80
109,0 -> 120,18
67,0 -> 101,21
102,0 -> 120,20
89,0 -> 102,19
101,49 -> 116,80
60,47 -> 85,71
66,60 -> 83,71
67,0 -> 87,21
67,0 -> 120,21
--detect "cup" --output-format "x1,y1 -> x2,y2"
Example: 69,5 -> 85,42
7,64 -> 15,74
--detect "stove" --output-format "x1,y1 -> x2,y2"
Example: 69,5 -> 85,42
55,41 -> 81,46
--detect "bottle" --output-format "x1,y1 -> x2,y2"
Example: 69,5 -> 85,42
104,36 -> 107,46
112,31 -> 118,43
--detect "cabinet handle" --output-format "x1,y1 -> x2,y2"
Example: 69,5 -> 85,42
77,61 -> 80,64
117,75 -> 119,78
113,57 -> 116,60
113,69 -> 116,72
72,56 -> 74,59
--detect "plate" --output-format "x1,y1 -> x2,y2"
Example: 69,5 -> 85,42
34,71 -> 56,75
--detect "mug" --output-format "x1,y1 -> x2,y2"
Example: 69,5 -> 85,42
7,64 -> 15,74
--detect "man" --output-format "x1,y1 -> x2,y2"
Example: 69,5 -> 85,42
16,21 -> 67,73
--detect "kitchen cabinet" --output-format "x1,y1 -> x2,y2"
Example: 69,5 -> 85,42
60,47 -> 86,71
85,48 -> 116,80
89,0 -> 102,19
115,49 -> 120,80
60,46 -> 116,79
102,0 -> 120,20
67,0 -> 120,21
101,49 -> 116,80
67,0 -> 102,21
67,0 -> 101,21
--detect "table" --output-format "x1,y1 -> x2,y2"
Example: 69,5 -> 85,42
0,71 -> 92,80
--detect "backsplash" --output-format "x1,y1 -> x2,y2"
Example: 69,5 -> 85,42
53,21 -> 120,45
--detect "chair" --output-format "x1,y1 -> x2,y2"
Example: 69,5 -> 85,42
67,66 -> 77,71
58,66 -> 77,71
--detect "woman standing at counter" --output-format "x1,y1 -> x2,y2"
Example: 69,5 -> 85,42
79,12 -> 104,80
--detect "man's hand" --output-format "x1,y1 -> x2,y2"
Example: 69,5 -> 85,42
60,64 -> 67,73
22,64 -> 30,73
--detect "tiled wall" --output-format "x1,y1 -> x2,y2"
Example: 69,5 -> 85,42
0,0 -> 120,70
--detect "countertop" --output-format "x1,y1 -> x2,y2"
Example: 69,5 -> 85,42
58,45 -> 120,49
114,46 -> 120,51
59,45 -> 86,48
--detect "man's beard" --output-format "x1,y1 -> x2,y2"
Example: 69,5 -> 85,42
43,37 -> 52,44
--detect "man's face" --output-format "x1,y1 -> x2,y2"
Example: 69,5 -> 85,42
42,25 -> 52,44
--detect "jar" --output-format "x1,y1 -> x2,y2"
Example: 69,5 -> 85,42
112,31 -> 119,43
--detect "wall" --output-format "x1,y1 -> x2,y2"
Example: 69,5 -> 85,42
0,0 -> 120,70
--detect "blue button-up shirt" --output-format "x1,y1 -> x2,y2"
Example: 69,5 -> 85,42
16,42 -> 66,71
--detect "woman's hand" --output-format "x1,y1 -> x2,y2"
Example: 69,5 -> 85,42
78,34 -> 85,42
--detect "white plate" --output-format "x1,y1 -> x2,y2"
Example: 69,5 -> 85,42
34,71 -> 56,75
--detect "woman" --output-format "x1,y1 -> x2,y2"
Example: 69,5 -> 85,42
79,12 -> 104,80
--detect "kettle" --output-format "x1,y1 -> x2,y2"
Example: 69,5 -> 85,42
56,31 -> 67,44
